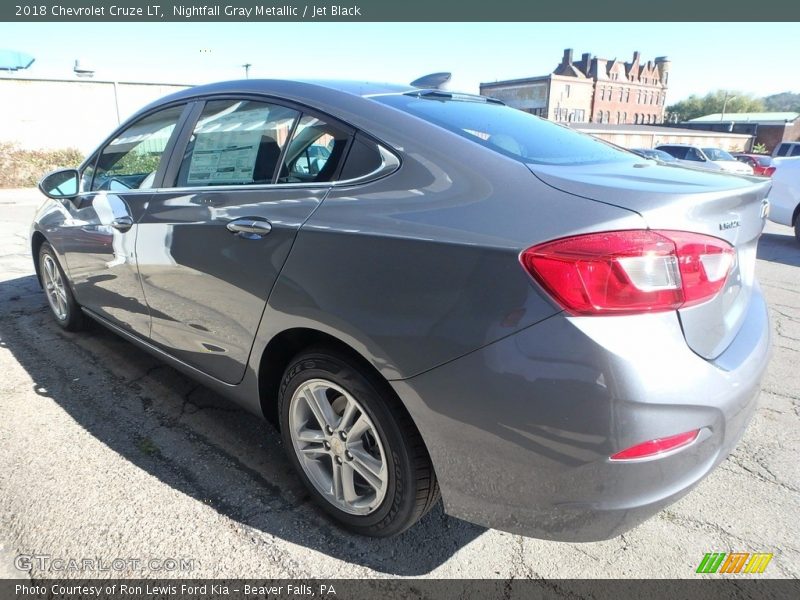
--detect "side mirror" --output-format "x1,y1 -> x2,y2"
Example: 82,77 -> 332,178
39,168 -> 80,200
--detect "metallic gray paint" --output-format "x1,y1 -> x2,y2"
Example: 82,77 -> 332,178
31,79 -> 772,541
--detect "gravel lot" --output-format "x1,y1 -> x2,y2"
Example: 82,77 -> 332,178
1,187 -> 798,579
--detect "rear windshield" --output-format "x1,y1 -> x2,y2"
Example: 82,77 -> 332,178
373,93 -> 634,166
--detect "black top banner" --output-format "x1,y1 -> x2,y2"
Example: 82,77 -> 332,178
4,0 -> 800,21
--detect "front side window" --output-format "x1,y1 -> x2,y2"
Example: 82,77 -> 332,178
92,104 -> 185,191
177,100 -> 299,187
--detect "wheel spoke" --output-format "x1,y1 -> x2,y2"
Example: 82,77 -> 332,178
338,397 -> 359,431
348,415 -> 370,440
341,463 -> 360,503
44,258 -> 55,282
296,428 -> 325,444
302,385 -> 337,430
299,443 -> 327,457
349,447 -> 385,492
331,460 -> 344,502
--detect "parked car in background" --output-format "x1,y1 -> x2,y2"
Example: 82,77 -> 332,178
768,157 -> 800,242
732,153 -> 775,177
32,79 -> 772,541
629,148 -> 679,163
700,147 -> 754,175
655,144 -> 724,172
773,141 -> 800,158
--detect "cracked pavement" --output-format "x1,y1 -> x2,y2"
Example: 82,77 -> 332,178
0,188 -> 798,579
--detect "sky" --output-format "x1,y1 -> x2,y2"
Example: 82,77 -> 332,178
1,22 -> 798,102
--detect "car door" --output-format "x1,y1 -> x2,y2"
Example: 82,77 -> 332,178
58,103 -> 190,336
136,98 -> 353,384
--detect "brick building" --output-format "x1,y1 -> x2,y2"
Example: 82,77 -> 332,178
480,48 -> 670,125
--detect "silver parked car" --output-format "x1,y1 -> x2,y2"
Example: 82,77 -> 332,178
33,80 -> 772,540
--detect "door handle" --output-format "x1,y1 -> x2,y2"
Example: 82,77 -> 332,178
226,218 -> 272,239
110,216 -> 133,232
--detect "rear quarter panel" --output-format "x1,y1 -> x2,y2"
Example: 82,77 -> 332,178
263,122 -> 645,379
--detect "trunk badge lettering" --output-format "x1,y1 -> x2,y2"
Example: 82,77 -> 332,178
719,220 -> 740,231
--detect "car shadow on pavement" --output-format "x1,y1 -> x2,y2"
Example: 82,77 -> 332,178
758,232 -> 800,268
0,274 -> 485,576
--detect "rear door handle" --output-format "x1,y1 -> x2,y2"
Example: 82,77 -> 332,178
226,218 -> 272,239
110,216 -> 133,232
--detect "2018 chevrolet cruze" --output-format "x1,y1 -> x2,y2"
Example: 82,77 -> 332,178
32,80 -> 772,540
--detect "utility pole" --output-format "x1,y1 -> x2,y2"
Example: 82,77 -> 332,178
242,63 -> 252,79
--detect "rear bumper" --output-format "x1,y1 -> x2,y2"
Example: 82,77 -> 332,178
391,288 -> 771,541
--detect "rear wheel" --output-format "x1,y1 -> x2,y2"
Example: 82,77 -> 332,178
278,347 -> 439,537
39,242 -> 84,331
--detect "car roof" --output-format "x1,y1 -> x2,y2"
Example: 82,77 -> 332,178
145,79 -> 418,107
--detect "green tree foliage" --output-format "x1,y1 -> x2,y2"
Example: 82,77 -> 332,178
667,91 -> 765,122
763,92 -> 800,113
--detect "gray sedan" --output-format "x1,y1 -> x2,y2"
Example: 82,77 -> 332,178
32,79 -> 771,540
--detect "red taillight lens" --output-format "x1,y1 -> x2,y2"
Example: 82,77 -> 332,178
609,429 -> 700,461
520,230 -> 734,315
764,166 -> 776,177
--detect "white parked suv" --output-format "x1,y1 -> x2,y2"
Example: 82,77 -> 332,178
773,141 -> 800,158
768,157 -> 800,242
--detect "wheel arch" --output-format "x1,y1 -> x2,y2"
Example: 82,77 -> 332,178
31,230 -> 47,286
257,327 -> 412,431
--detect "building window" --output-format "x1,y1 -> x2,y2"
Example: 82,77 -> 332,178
574,109 -> 585,122
636,90 -> 642,104
622,112 -> 627,123
616,111 -> 621,123
597,111 -> 604,124
605,111 -> 611,123
565,84 -> 571,98
624,88 -> 630,102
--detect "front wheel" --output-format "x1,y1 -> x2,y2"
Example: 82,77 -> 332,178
279,348 -> 439,537
795,213 -> 800,244
39,242 -> 84,331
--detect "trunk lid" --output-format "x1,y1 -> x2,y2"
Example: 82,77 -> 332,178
529,161 -> 771,360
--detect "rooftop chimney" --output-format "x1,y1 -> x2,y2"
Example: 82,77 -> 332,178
562,48 -> 574,65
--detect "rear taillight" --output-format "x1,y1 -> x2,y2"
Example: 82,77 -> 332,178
764,166 -> 776,177
610,429 -> 700,461
520,230 -> 734,315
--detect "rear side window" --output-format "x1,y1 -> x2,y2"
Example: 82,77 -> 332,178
792,145 -> 800,157
776,143 -> 790,157
340,133 -> 384,180
374,93 -> 633,166
277,115 -> 350,184
659,146 -> 688,159
177,100 -> 299,187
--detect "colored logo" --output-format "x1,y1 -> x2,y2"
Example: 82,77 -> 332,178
696,552 -> 773,574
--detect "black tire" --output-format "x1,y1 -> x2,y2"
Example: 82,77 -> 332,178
39,242 -> 85,331
795,213 -> 800,244
278,347 -> 439,537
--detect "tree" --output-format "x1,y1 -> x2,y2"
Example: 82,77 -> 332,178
763,92 -> 800,113
667,90 -> 765,122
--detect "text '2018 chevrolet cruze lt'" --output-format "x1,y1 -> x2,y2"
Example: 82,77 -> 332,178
33,80 -> 771,539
